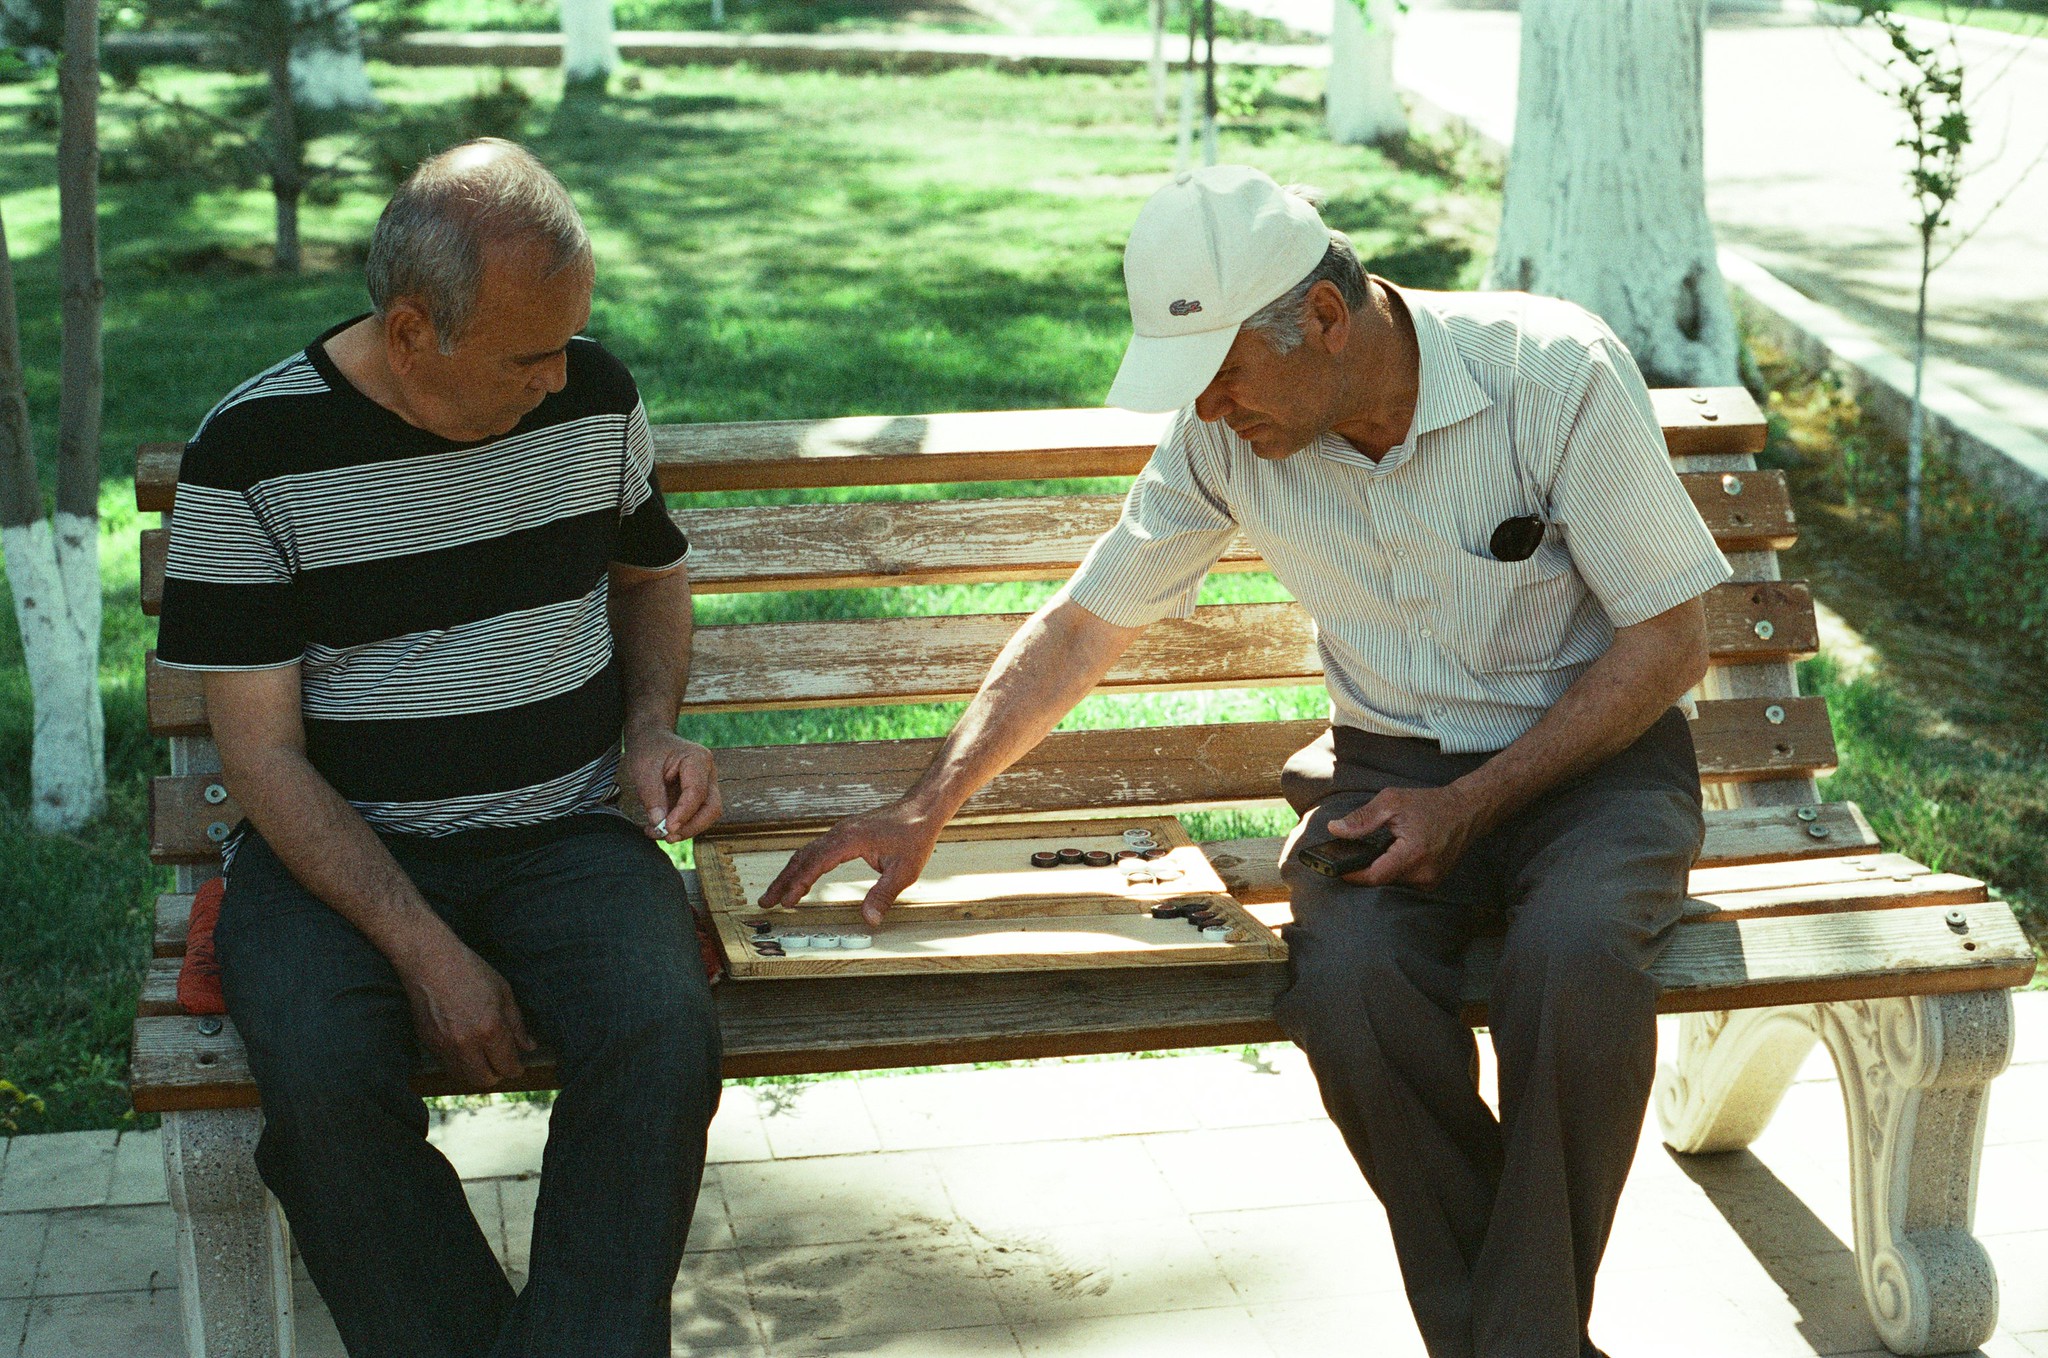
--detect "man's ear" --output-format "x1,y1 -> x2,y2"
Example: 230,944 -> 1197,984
383,300 -> 439,376
1307,280 -> 1351,355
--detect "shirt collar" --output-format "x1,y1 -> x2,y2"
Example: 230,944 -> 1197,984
1316,282 -> 1495,474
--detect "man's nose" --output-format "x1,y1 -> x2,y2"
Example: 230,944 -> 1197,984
1192,382 -> 1229,424
533,354 -> 569,395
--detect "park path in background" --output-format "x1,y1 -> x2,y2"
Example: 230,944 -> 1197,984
1387,0 -> 2048,446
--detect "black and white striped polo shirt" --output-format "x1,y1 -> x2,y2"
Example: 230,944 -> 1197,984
156,320 -> 689,849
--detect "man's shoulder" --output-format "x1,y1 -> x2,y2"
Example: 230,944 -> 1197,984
555,336 -> 640,418
1413,288 -> 1620,386
182,349 -> 340,492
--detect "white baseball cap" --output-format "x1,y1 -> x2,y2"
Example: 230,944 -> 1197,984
1105,165 -> 1334,413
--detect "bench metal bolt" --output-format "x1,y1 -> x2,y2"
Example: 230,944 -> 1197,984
1765,704 -> 1786,724
1753,619 -> 1775,640
1690,391 -> 1710,404
1945,909 -> 1969,932
203,782 -> 228,805
1722,474 -> 1744,496
1807,824 -> 1831,840
198,1016 -> 224,1036
1796,807 -> 1819,822
205,821 -> 231,843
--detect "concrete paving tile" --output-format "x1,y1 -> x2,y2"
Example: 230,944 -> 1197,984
670,1245 -> 761,1354
708,1085 -> 773,1164
743,1239 -> 1002,1343
2010,994 -> 2047,1068
773,1322 -> 1022,1356
1650,1145 -> 1860,1269
0,1132 -> 117,1213
1975,1144 -> 2048,1239
1011,1304 -> 1268,1357
1190,1200 -> 1401,1305
1987,1063 -> 2048,1146
463,1180 -> 507,1265
687,1166 -> 737,1255
33,1203 -> 177,1298
1716,1247 -> 1885,1357
1246,1291 -> 1426,1358
1988,1232 -> 2048,1334
719,1151 -> 961,1250
974,1214 -> 1238,1324
494,1168 -> 730,1286
1591,1265 -> 1819,1358
859,1062 -> 1200,1153
2010,1329 -> 2048,1358
0,1299 -> 25,1356
0,1212 -> 48,1300
104,1131 -> 166,1208
428,1103 -> 551,1181
758,1079 -> 883,1160
1141,1049 -> 1331,1131
1142,1123 -> 1367,1215
18,1289 -> 182,1358
933,1139 -> 1181,1235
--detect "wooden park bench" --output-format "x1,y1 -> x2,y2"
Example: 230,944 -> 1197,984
129,388 -> 2035,1358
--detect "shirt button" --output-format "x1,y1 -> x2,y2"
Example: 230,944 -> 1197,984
1419,627 -> 1433,638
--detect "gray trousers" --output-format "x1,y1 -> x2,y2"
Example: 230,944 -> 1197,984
1273,707 -> 1704,1358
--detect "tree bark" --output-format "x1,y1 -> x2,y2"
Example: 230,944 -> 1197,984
266,52 -> 305,273
1486,0 -> 1738,388
1327,0 -> 1406,146
560,0 -> 618,85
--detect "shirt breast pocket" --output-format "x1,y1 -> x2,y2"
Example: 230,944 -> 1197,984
1437,540 -> 1587,675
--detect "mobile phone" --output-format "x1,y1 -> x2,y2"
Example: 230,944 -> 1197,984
1297,826 -> 1397,879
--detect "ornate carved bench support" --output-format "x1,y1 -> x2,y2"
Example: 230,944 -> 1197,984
1655,991 -> 2014,1356
164,1108 -> 294,1358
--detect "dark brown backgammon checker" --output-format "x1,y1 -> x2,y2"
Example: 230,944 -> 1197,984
695,816 -> 1285,978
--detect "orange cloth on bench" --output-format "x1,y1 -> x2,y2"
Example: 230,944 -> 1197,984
176,876 -> 229,1015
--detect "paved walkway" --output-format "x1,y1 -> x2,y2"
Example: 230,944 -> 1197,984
1390,0 -> 2048,446
3,997 -> 2044,1356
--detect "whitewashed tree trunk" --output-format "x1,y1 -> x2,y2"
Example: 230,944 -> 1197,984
291,0 -> 377,113
560,0 -> 619,84
1327,0 -> 1405,146
1486,0 -> 1738,387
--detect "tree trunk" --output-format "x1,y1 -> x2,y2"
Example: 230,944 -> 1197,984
1485,0 -> 1738,388
1327,0 -> 1406,146
0,0 -> 109,833
266,54 -> 305,273
560,0 -> 618,85
291,0 -> 378,112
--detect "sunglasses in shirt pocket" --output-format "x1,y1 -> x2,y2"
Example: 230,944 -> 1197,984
1436,539 -> 1589,675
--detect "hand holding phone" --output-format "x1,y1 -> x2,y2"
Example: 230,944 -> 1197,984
1297,825 -> 1397,879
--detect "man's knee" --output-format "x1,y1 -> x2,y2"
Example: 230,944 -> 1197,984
586,965 -> 722,1100
1276,891 -> 1450,1048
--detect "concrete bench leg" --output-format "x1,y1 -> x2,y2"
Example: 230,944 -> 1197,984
164,1108 -> 295,1358
1655,992 -> 2014,1356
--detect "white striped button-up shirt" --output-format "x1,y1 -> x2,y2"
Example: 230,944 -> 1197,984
1065,285 -> 1733,754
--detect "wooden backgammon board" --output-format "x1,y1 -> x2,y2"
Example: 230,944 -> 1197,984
696,816 -> 1286,978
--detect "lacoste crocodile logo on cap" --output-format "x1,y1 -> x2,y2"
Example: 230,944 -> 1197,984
1169,299 -> 1203,316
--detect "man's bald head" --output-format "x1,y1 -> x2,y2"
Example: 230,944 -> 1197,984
365,138 -> 591,354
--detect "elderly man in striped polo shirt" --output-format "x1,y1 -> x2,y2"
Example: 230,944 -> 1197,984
769,165 -> 1731,1358
156,141 -> 723,1357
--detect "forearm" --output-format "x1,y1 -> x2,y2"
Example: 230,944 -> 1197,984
224,749 -> 456,969
610,565 -> 694,739
902,594 -> 1142,822
1448,601 -> 1708,833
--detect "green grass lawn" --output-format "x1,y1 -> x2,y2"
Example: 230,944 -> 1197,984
0,59 -> 1485,1132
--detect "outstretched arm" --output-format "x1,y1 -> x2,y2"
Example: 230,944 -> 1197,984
760,592 -> 1146,922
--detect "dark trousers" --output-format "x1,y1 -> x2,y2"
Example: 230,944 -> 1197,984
1273,708 -> 1703,1358
215,816 -> 724,1358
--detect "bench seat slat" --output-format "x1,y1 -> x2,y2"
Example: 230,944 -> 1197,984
137,471 -> 1797,614
147,803 -> 1897,958
145,702 -> 1840,864
127,899 -> 2031,1110
132,389 -> 1767,511
143,584 -> 1820,736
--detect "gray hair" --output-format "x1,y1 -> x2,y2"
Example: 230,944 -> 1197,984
365,138 -> 591,354
1241,184 -> 1370,355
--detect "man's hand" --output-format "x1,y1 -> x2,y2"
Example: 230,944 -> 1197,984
1326,784 -> 1486,893
625,728 -> 722,842
400,937 -> 537,1088
759,802 -> 942,925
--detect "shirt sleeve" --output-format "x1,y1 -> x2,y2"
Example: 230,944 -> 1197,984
1546,336 -> 1733,628
615,398 -> 690,570
1064,410 -> 1241,627
155,443 -> 304,671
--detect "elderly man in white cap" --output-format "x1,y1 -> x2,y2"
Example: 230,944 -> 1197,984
765,165 -> 1731,1358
